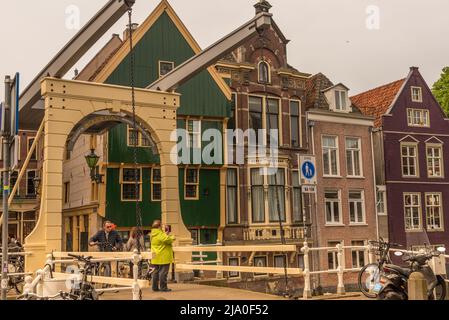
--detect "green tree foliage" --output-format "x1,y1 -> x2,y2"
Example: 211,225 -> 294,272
433,67 -> 449,116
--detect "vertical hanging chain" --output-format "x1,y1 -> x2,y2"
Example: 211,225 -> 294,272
259,30 -> 290,298
127,7 -> 144,254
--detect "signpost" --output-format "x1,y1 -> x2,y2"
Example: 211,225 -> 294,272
1,73 -> 18,300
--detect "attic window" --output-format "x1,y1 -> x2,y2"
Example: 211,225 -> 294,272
411,87 -> 422,102
258,61 -> 270,84
159,61 -> 174,77
335,90 -> 347,111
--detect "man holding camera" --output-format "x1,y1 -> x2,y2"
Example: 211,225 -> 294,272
150,220 -> 175,292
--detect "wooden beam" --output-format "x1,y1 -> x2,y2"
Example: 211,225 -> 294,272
176,264 -> 303,276
52,272 -> 150,288
52,251 -> 153,260
173,245 -> 297,253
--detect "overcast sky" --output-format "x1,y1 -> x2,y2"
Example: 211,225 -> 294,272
1,0 -> 448,99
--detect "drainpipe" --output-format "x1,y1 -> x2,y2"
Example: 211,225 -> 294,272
370,127 -> 380,240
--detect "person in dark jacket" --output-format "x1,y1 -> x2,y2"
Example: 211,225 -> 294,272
89,221 -> 123,252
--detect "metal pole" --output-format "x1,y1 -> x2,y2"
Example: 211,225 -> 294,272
1,75 -> 12,300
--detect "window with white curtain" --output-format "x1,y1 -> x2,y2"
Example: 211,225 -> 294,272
268,169 -> 286,222
334,90 -> 347,111
322,136 -> 339,176
187,120 -> 201,149
251,169 -> 265,223
404,193 -> 422,231
226,168 -> 238,224
346,137 -> 362,177
349,191 -> 366,224
426,193 -> 443,231
292,171 -> 303,223
325,190 -> 341,224
426,145 -> 443,178
250,168 -> 286,224
401,143 -> 419,177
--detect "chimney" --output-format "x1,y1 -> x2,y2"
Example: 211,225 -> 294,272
254,0 -> 272,14
123,23 -> 139,41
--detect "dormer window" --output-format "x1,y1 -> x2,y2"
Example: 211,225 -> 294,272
258,61 -> 270,84
335,90 -> 347,111
411,87 -> 423,102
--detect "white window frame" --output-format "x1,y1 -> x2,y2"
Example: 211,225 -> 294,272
334,90 -> 347,111
426,144 -> 444,178
327,241 -> 342,271
186,120 -> 202,149
411,86 -> 423,103
345,137 -> 363,177
325,190 -> 342,226
407,108 -> 430,127
376,186 -> 388,216
322,135 -> 340,177
404,193 -> 422,232
401,142 -> 419,178
351,240 -> 367,268
184,167 -> 200,200
158,60 -> 174,78
425,193 -> 444,232
349,190 -> 366,225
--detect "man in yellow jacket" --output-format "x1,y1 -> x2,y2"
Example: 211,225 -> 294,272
150,220 -> 175,292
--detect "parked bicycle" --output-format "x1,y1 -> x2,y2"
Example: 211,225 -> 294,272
1,245 -> 26,295
358,238 -> 402,298
66,254 -> 100,300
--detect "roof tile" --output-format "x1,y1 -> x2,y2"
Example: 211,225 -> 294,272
350,79 -> 405,127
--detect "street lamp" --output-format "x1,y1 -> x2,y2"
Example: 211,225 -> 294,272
85,149 -> 104,184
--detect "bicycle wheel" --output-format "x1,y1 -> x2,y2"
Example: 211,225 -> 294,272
358,263 -> 382,299
428,276 -> 446,301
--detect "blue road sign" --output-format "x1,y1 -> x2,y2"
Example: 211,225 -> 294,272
301,161 -> 316,181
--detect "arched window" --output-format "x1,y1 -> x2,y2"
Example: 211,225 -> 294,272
258,61 -> 270,84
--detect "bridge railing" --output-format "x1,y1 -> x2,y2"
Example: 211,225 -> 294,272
23,250 -> 152,300
175,241 -> 448,299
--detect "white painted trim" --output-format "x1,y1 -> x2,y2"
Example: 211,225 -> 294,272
307,112 -> 374,127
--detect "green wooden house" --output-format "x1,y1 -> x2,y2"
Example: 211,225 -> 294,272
73,0 -> 231,247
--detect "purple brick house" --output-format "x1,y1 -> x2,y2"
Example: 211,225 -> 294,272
351,67 -> 449,250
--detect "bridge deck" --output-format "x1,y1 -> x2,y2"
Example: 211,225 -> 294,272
100,283 -> 287,300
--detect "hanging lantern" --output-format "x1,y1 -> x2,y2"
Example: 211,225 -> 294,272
85,149 -> 103,183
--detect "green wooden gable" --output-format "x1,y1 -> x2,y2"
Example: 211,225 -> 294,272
105,12 -> 230,118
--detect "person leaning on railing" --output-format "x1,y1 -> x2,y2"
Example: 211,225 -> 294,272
150,220 -> 175,292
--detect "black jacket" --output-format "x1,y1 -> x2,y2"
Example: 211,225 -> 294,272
89,230 -> 123,252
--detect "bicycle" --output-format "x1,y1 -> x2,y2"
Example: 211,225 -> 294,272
17,291 -> 74,301
1,246 -> 26,295
358,238 -> 402,298
66,254 -> 101,300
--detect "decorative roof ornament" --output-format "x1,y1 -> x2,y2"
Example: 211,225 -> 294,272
254,0 -> 272,14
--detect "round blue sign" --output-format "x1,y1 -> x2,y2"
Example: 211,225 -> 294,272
301,161 -> 316,180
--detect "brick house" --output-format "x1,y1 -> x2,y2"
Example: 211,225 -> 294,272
306,73 -> 378,290
0,130 -> 39,243
352,67 -> 449,251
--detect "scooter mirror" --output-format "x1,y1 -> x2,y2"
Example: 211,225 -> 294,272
437,247 -> 446,254
394,251 -> 404,257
